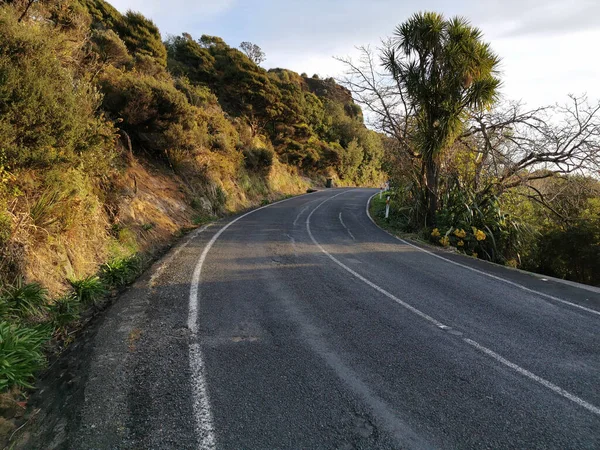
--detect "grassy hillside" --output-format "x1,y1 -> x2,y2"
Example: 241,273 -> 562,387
0,0 -> 385,423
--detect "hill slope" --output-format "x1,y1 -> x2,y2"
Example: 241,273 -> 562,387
0,0 -> 384,429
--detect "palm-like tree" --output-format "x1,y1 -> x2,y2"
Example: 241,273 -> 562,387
384,12 -> 501,225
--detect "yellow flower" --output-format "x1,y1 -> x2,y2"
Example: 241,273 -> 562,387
457,240 -> 464,247
431,228 -> 440,237
439,236 -> 450,247
472,252 -> 478,258
475,229 -> 486,241
454,228 -> 466,239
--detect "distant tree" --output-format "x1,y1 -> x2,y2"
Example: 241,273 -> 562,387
239,41 -> 265,65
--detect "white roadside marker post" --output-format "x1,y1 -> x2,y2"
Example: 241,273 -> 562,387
385,195 -> 390,219
379,186 -> 383,199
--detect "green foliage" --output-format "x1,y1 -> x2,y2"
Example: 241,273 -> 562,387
0,9 -> 114,169
0,211 -> 11,245
433,187 -> 529,263
0,321 -> 50,391
384,11 -> 501,223
68,275 -> 106,304
29,191 -> 61,230
515,178 -> 600,285
99,67 -> 202,158
48,293 -> 81,330
528,220 -> 599,286
339,139 -> 363,180
243,147 -> 274,172
79,0 -> 123,30
0,278 -> 48,321
116,11 -> 167,67
100,255 -> 142,288
389,12 -> 500,158
90,29 -> 131,68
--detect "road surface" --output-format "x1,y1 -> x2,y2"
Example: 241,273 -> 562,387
41,188 -> 600,449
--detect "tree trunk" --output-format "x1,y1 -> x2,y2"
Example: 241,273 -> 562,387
18,0 -> 35,22
424,157 -> 439,227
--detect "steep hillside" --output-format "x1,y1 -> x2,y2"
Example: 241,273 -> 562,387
0,0 -> 384,432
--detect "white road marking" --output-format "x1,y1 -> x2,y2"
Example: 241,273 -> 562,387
189,342 -> 217,449
188,191 -> 316,449
464,338 -> 600,416
149,224 -> 211,289
338,212 -> 356,241
306,191 -> 600,417
306,192 -> 448,329
365,194 -> 600,317
293,205 -> 310,226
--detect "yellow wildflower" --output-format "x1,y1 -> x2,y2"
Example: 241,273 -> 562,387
475,229 -> 486,241
454,228 -> 466,239
431,228 -> 441,237
439,236 -> 450,247
457,240 -> 464,247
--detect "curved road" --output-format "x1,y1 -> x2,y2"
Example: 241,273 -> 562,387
52,188 -> 599,449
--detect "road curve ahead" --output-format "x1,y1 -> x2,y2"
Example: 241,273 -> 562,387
63,188 -> 599,449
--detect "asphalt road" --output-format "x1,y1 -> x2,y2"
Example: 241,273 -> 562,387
52,188 -> 600,449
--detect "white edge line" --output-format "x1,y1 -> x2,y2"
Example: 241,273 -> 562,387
307,191 -> 600,417
365,193 -> 600,317
149,224 -> 211,288
187,190 -> 319,449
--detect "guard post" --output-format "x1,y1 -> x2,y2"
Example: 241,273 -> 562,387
385,196 -> 390,219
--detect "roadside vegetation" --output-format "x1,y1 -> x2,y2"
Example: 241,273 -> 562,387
0,0 -> 385,430
343,12 -> 599,287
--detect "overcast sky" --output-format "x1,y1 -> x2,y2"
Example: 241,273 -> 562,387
109,0 -> 600,108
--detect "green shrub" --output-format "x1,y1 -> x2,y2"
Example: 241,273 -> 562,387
0,321 -> 50,391
99,67 -> 203,159
48,293 -> 81,330
0,9 -> 113,169
68,275 -> 106,304
526,220 -> 600,286
243,147 -> 274,172
0,278 -> 48,320
100,255 -> 142,288
0,211 -> 11,244
29,190 -> 61,230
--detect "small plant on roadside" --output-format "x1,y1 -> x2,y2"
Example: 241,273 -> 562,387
48,293 -> 81,335
0,278 -> 48,321
100,255 -> 142,288
0,322 -> 51,391
192,213 -> 214,226
68,275 -> 106,304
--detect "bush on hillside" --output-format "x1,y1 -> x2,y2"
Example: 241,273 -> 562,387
243,148 -> 274,173
99,68 -> 203,158
0,9 -> 114,169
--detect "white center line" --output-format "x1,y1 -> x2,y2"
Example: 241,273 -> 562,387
306,191 -> 600,417
293,204 -> 310,226
339,211 -> 356,241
